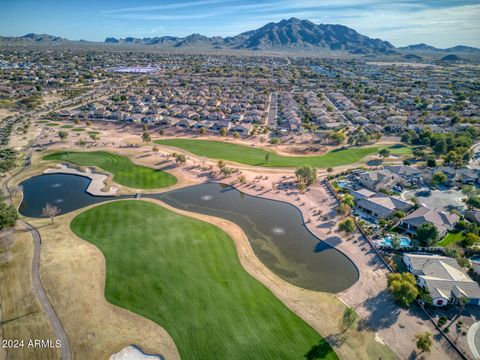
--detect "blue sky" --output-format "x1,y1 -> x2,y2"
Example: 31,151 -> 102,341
1,0 -> 479,47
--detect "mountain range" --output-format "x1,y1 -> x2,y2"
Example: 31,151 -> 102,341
1,18 -> 479,55
399,43 -> 480,53
105,18 -> 397,54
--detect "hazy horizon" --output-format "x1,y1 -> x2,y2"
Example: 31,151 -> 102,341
1,0 -> 479,48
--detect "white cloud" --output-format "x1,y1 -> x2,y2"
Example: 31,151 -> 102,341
102,0 -> 230,13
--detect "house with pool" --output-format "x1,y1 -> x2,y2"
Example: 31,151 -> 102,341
398,206 -> 459,238
403,253 -> 480,307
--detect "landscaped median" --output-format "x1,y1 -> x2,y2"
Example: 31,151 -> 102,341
70,200 -> 336,360
43,151 -> 177,189
155,138 -> 411,168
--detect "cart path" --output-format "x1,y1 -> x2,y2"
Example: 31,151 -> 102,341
19,219 -> 72,360
2,124 -> 72,360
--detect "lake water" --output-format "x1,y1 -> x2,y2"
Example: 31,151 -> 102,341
19,175 -> 358,293
19,173 -> 132,217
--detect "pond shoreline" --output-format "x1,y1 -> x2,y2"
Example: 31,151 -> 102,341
19,174 -> 359,293
44,164 -> 118,196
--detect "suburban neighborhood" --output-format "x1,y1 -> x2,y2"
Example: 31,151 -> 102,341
0,6 -> 480,360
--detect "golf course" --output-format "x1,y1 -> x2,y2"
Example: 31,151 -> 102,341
155,139 -> 411,167
43,151 -> 177,189
70,200 -> 336,360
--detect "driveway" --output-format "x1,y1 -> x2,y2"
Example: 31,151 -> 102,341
468,321 -> 480,359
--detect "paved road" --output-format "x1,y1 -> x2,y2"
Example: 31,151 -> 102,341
467,321 -> 480,359
266,92 -> 277,129
323,93 -> 350,124
469,142 -> 480,169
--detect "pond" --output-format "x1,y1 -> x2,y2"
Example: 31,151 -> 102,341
19,173 -> 132,217
149,183 -> 358,292
19,174 -> 358,293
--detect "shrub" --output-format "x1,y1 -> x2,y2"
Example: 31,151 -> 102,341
0,202 -> 18,230
339,218 -> 355,233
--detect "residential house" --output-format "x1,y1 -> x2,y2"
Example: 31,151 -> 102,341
176,119 -> 196,128
210,120 -> 231,132
398,206 -> 459,238
230,123 -> 254,135
351,188 -> 413,220
403,253 -> 480,306
465,210 -> 480,225
356,170 -> 400,192
158,118 -> 178,127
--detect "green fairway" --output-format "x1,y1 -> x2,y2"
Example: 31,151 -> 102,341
43,151 -> 176,189
156,139 -> 411,168
71,201 -> 335,360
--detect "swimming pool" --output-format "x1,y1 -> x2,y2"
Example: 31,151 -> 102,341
375,236 -> 411,248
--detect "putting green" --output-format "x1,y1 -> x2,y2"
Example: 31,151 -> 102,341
43,151 -> 176,189
71,200 -> 336,360
156,139 -> 411,168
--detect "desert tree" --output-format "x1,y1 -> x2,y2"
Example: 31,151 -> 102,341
175,153 -> 186,165
42,203 -> 60,224
58,130 -> 68,142
142,131 -> 151,143
340,307 -> 358,332
415,332 -> 432,354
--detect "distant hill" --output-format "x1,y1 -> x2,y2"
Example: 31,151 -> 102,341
445,45 -> 480,53
399,43 -> 480,53
0,33 -> 69,44
399,43 -> 441,52
440,54 -> 463,62
403,54 -> 422,60
1,19 -> 478,56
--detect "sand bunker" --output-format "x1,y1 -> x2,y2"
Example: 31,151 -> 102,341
110,345 -> 163,360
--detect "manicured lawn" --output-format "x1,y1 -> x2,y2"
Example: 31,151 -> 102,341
437,231 -> 466,247
43,151 -> 176,189
61,125 -> 74,129
46,123 -> 59,127
71,128 -> 85,132
71,201 -> 335,360
155,139 -> 411,168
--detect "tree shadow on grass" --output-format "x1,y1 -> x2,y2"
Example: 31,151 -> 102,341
304,340 -> 335,360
